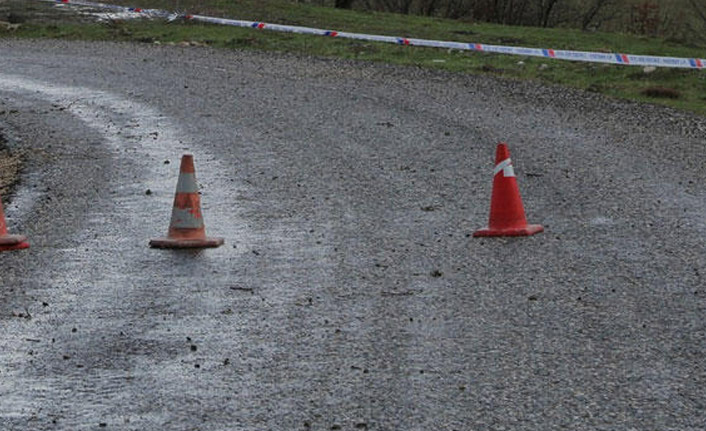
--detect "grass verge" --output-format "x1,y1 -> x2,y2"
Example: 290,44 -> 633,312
2,0 -> 706,115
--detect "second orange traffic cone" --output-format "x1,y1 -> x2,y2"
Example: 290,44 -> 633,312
0,195 -> 29,252
474,143 -> 543,237
149,154 -> 224,249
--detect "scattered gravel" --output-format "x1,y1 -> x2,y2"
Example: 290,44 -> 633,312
0,39 -> 704,431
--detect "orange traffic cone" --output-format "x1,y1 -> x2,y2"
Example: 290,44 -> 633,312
474,143 -> 543,237
149,154 -> 224,249
0,195 -> 29,252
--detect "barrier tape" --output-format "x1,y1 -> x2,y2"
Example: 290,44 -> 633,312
46,0 -> 706,69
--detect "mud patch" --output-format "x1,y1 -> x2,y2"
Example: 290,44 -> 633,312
0,132 -> 21,199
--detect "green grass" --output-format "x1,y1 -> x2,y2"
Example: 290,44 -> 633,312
4,0 -> 706,115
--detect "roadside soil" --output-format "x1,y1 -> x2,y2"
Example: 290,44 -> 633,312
0,0 -> 93,201
0,131 -> 21,199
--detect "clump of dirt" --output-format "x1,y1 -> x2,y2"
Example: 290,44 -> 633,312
642,86 -> 681,99
0,133 -> 22,198
481,64 -> 504,74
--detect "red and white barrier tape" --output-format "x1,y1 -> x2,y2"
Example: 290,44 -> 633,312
46,0 -> 706,69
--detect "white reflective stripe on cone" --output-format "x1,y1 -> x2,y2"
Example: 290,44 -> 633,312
175,173 -> 198,193
493,158 -> 515,177
170,207 -> 204,229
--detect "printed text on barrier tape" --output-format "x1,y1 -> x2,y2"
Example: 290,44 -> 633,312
45,0 -> 706,69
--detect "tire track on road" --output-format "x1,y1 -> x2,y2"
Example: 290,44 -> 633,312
0,75 -> 257,429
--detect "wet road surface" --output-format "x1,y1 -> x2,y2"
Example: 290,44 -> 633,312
0,40 -> 705,430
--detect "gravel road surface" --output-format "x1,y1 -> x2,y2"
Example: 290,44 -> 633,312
0,39 -> 705,431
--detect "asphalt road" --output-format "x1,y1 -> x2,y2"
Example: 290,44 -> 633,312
0,39 -> 705,431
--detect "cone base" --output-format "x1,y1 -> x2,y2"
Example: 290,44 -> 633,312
0,235 -> 30,252
473,224 -> 544,237
149,236 -> 224,249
